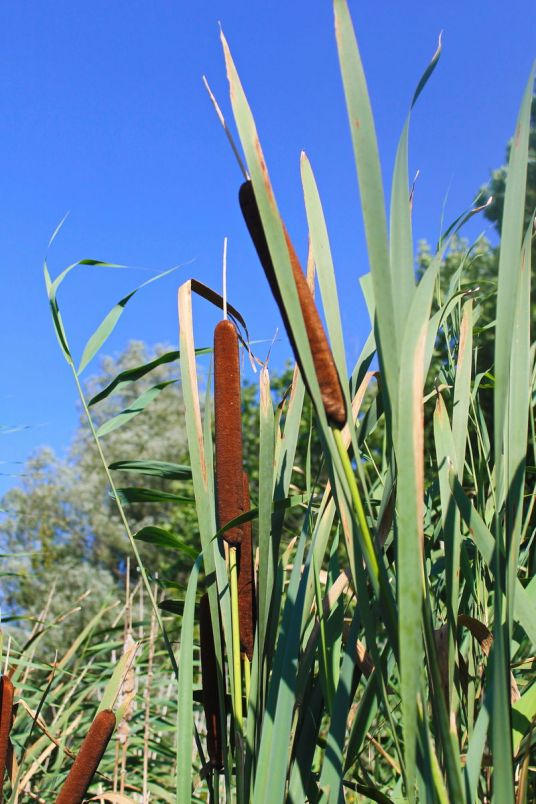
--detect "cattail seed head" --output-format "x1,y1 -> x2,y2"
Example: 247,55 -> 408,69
55,709 -> 116,804
238,472 -> 256,660
239,180 -> 347,428
0,675 -> 14,797
199,593 -> 224,770
214,319 -> 244,545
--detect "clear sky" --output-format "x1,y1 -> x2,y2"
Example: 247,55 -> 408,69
1,1 -> 534,495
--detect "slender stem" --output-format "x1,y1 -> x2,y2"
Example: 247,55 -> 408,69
243,656 -> 251,706
72,370 -> 174,669
71,369 -> 207,766
229,547 -> 243,727
229,545 -> 243,798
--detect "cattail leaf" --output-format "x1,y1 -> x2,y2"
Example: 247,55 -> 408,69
287,680 -> 324,802
112,487 -> 195,505
334,0 -> 397,411
317,605 -> 360,799
344,663 -> 380,774
253,530 -> 308,804
108,460 -> 192,480
464,702 -> 491,803
214,493 -> 311,540
395,253 -> 438,795
300,152 -> 348,392
449,474 -> 536,645
434,393 -> 462,711
77,265 -> 182,375
451,299 -> 473,471
492,67 -> 534,798
389,35 -> 441,341
96,380 -> 177,437
505,216 -> 532,634
134,527 -> 198,559
273,366 -> 306,502
494,67 -> 535,500
176,555 -> 202,803
313,554 -> 333,714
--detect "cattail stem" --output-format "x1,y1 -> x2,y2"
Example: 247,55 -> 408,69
243,656 -> 251,705
229,546 -> 243,735
55,709 -> 116,804
199,594 -> 223,770
0,676 -> 14,803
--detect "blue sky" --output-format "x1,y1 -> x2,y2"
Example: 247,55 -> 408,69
1,1 -> 534,495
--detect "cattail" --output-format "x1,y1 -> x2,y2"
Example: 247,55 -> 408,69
55,709 -> 116,804
199,594 -> 224,769
238,472 -> 256,660
239,180 -> 347,428
0,676 -> 14,799
214,319 -> 244,545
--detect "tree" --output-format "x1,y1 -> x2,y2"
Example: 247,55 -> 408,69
0,342 -> 195,641
478,95 -> 536,254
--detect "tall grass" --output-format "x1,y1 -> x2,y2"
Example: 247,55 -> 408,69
18,0 -> 534,801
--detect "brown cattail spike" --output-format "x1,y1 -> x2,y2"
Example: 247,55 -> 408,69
199,594 -> 224,770
0,676 -> 14,801
238,472 -> 256,660
55,709 -> 116,804
214,319 -> 244,545
239,180 -> 347,429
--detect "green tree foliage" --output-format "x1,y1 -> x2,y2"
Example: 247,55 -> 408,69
0,342 -> 194,637
478,95 -> 536,252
